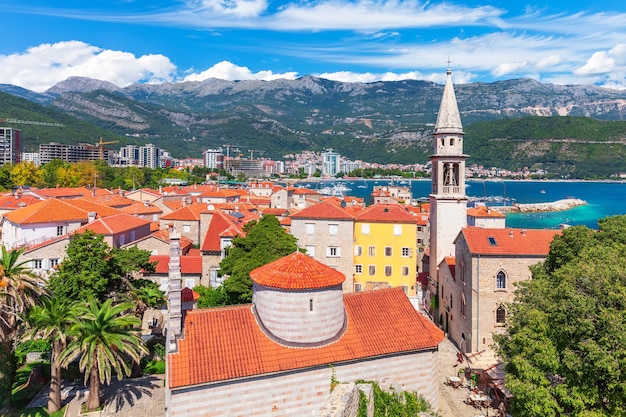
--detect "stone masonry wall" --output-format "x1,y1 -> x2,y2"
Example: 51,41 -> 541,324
169,349 -> 439,417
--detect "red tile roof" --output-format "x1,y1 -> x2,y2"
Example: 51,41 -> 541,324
200,211 -> 244,252
460,226 -> 559,256
250,252 -> 345,289
445,256 -> 456,278
292,188 -> 320,195
75,213 -> 150,235
3,198 -> 121,225
121,201 -> 163,215
261,208 -> 289,216
355,203 -> 417,223
160,203 -> 206,221
81,193 -> 134,208
290,199 -> 355,220
149,255 -> 203,274
0,195 -> 43,211
467,206 -> 506,218
168,287 -> 444,388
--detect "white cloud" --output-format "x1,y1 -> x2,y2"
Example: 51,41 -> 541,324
492,61 -> 529,77
575,51 -> 615,75
0,41 -> 176,92
317,69 -> 476,84
183,61 -> 299,82
194,0 -> 268,17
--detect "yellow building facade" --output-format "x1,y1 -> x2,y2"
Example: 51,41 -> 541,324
353,204 -> 418,296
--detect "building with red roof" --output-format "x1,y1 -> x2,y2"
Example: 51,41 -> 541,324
467,205 -> 506,229
74,213 -> 152,248
123,229 -> 193,256
166,251 -> 444,416
353,204 -> 420,296
440,226 -> 559,356
290,199 -> 356,292
0,198 -> 121,249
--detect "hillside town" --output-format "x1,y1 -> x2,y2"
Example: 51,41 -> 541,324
0,68 -> 583,417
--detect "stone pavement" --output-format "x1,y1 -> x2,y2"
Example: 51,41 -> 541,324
28,375 -> 165,417
436,337 -> 500,417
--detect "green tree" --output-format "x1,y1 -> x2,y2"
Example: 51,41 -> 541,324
219,215 -> 298,304
49,231 -> 155,302
495,215 -> 626,417
10,161 -> 44,187
193,285 -> 228,308
0,247 -> 46,410
25,297 -> 78,412
60,298 -> 148,411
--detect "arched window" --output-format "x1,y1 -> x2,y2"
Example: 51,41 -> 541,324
460,292 -> 466,316
496,270 -> 506,289
450,138 -> 455,146
496,306 -> 506,324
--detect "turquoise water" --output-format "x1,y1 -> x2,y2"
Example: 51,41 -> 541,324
307,179 -> 626,230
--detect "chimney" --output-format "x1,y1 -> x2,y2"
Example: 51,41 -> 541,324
167,222 -> 174,233
509,230 -> 514,238
167,233 -> 183,352
521,229 -> 527,236
88,212 -> 97,223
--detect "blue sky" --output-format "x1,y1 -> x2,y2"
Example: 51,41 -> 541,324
1,0 -> 625,92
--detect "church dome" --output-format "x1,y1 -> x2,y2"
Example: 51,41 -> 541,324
250,252 -> 346,346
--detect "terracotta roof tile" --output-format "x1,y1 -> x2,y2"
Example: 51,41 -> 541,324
445,256 -> 456,278
460,226 -> 559,256
160,203 -> 206,221
467,206 -> 506,218
168,287 -> 444,388
355,204 -> 417,223
0,195 -> 43,210
3,198 -> 120,225
121,201 -> 163,215
250,252 -> 345,289
149,255 -> 203,274
76,213 -> 150,235
200,211 -> 243,252
290,199 -> 355,220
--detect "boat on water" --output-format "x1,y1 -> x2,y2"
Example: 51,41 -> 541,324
318,184 -> 348,197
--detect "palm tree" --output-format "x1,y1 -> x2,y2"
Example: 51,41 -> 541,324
26,297 -> 77,413
0,246 -> 46,410
60,297 -> 148,411
131,284 -> 165,319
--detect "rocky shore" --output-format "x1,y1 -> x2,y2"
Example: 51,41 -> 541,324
494,198 -> 587,213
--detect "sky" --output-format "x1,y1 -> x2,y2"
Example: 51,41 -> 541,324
1,0 -> 625,93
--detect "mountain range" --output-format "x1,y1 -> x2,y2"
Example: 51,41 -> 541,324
1,76 -> 626,178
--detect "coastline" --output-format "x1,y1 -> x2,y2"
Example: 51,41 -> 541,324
493,198 -> 587,213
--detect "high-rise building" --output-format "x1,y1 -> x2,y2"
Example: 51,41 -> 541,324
0,128 -> 21,166
203,148 -> 223,169
140,144 -> 160,169
427,67 -> 468,308
321,149 -> 341,177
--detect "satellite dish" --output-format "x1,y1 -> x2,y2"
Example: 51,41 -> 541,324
340,200 -> 346,208
207,204 -> 215,211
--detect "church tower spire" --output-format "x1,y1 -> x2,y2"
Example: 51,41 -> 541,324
428,66 -> 468,311
434,67 -> 463,136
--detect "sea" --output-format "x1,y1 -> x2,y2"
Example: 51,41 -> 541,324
296,179 -> 626,230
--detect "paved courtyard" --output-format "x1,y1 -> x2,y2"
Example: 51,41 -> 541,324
28,375 -> 165,417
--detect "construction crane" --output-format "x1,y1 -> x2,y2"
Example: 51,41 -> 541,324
96,137 -> 119,160
248,149 -> 265,159
0,118 -> 65,127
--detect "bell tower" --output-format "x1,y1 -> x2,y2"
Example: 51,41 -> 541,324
429,66 -> 468,287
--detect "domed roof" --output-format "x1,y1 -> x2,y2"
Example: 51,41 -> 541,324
250,252 -> 345,290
